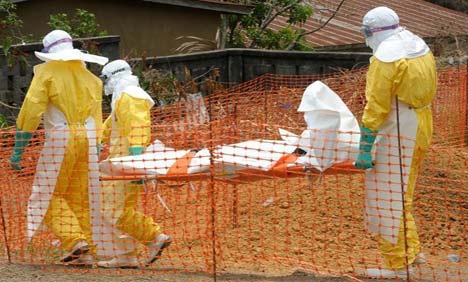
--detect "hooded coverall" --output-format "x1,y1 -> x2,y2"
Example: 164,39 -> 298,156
101,91 -> 160,249
17,60 -> 103,253
362,52 -> 437,269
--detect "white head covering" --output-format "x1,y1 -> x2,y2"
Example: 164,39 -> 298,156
101,59 -> 133,96
101,59 -> 155,112
361,7 -> 402,51
34,30 -> 108,65
362,6 -> 429,62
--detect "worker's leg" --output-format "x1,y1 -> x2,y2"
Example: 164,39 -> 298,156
378,147 -> 426,269
116,183 -> 161,243
43,136 -> 89,252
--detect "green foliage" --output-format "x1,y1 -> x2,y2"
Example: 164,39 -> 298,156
48,9 -> 108,38
425,0 -> 468,13
0,0 -> 23,41
0,113 -> 7,128
47,13 -> 72,33
0,0 -> 30,69
224,0 -> 313,50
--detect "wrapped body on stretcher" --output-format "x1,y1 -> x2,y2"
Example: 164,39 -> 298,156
99,81 -> 363,182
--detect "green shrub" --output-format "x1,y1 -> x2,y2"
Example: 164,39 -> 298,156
48,8 -> 108,38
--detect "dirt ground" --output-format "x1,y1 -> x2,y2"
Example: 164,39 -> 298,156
0,263 -> 426,282
0,264 -> 353,282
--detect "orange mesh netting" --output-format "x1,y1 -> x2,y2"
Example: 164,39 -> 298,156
0,65 -> 466,281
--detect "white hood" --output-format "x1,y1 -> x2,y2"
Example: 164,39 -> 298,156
374,29 -> 430,62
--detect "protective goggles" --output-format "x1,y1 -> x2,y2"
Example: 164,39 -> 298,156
360,24 -> 399,38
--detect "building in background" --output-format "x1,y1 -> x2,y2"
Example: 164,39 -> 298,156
12,0 -> 468,57
12,0 -> 250,57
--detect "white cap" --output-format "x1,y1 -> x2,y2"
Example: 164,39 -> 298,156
362,6 -> 399,31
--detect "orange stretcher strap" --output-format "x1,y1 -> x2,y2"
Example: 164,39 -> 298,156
167,151 -> 197,175
271,153 -> 300,172
220,153 -> 300,183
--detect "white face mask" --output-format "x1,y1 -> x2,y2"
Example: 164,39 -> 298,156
365,36 -> 380,51
104,75 -> 121,96
104,74 -> 140,98
104,81 -> 114,96
365,27 -> 402,53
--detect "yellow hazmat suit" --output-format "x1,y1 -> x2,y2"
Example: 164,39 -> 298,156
102,91 -> 161,245
361,49 -> 437,269
17,60 -> 104,254
356,8 -> 438,275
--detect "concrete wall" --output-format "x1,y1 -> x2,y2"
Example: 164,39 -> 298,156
139,48 -> 372,85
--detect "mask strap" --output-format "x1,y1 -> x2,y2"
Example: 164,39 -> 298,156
370,23 -> 399,34
361,23 -> 399,38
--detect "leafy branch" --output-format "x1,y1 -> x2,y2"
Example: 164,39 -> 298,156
286,0 -> 347,50
48,9 -> 108,38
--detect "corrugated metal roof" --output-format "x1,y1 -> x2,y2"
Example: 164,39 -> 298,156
275,0 -> 468,48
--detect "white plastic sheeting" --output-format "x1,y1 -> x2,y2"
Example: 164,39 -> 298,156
99,140 -> 211,176
282,81 -> 360,171
213,140 -> 297,174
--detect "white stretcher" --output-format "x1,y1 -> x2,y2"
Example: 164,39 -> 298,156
99,81 -> 362,183
98,80 -> 364,213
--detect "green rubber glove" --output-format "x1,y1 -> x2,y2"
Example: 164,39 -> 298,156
10,128 -> 32,170
355,126 -> 377,170
129,146 -> 145,184
97,143 -> 102,158
129,146 -> 144,156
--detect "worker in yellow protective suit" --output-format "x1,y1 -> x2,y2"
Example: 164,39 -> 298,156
97,59 -> 172,268
355,7 -> 437,279
9,29 -> 116,263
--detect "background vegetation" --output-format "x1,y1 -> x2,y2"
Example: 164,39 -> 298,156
425,0 -> 468,13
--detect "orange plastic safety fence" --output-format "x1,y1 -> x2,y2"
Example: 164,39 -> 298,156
0,65 -> 466,281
